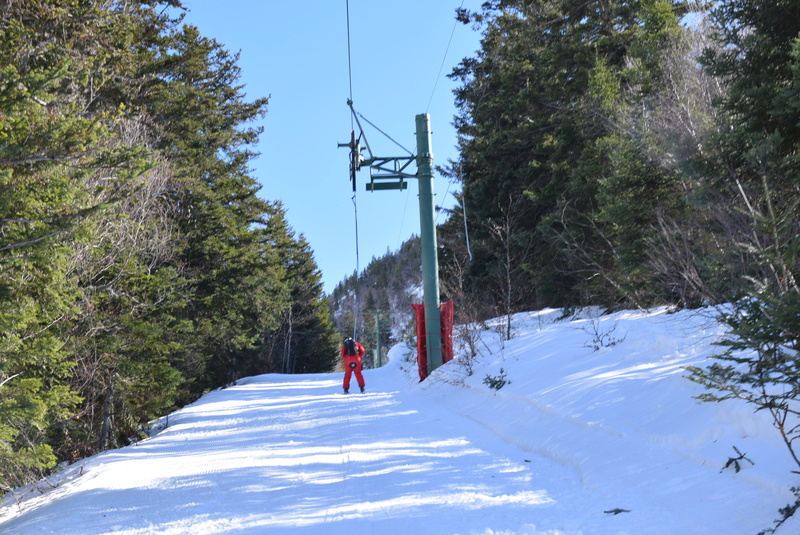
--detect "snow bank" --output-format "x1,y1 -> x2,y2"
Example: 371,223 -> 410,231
2,307 -> 799,535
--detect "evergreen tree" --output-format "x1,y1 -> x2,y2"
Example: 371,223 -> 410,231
448,0 -> 693,313
0,0 -> 168,485
256,205 -> 339,376
1,0 -> 342,490
699,0 -> 800,291
329,236 -> 422,347
689,1 -> 800,530
135,23 -> 284,393
41,0 -> 194,458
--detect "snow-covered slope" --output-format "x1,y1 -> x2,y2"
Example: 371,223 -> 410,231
1,307 -> 798,535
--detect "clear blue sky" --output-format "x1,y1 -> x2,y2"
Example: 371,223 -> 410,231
180,1 -> 483,294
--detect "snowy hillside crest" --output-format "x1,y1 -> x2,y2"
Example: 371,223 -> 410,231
2,306 -> 799,535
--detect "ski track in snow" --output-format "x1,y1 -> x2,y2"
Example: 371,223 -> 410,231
1,307 -> 800,535
0,374 -> 558,534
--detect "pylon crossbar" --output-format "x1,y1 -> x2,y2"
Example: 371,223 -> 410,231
367,155 -> 416,179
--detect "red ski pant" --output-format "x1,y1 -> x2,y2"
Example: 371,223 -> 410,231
343,357 -> 365,389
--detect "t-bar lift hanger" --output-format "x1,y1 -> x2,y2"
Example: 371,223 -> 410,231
339,100 -> 416,193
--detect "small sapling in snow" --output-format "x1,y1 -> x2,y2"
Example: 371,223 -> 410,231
721,445 -> 754,473
483,368 -> 510,391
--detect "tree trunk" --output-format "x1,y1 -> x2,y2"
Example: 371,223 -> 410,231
99,381 -> 113,451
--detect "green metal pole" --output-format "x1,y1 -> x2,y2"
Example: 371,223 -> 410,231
415,114 -> 442,373
374,312 -> 382,368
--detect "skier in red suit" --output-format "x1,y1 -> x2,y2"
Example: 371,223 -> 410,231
341,337 -> 366,394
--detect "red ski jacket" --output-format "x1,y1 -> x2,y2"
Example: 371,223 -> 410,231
341,341 -> 365,368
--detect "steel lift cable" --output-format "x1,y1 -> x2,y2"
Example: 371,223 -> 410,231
426,0 -> 466,114
345,0 -> 361,340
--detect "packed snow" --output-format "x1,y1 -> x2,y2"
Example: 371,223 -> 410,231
2,306 -> 799,534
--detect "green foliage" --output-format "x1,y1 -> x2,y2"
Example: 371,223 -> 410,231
702,0 -> 800,154
698,0 -> 800,291
688,289 -> 800,531
446,0 -> 693,313
255,208 -> 339,376
330,236 -> 422,346
687,292 -> 800,441
0,376 -> 80,489
759,487 -> 800,535
483,368 -> 510,391
0,0 -> 339,491
0,0 -> 149,486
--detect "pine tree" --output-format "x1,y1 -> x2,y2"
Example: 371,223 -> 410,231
698,0 -> 800,290
42,1 -> 193,458
133,23 -> 285,393
281,233 -> 339,374
1,0 -> 343,486
255,205 -> 339,376
448,0 -> 694,312
688,1 -> 800,530
0,0 -> 168,484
